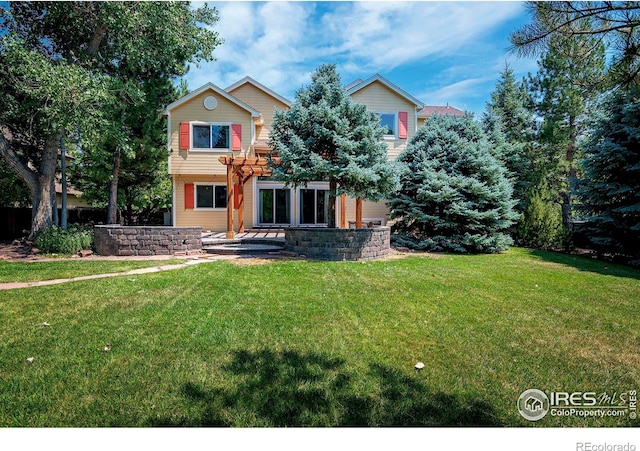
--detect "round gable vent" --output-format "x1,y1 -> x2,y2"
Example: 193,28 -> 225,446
203,96 -> 218,110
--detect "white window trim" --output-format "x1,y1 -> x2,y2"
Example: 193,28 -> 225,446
298,185 -> 329,226
194,183 -> 228,211
376,112 -> 397,140
190,121 -> 233,152
255,182 -> 294,226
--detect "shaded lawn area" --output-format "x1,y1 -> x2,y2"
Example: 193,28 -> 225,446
0,259 -> 183,284
0,248 -> 638,427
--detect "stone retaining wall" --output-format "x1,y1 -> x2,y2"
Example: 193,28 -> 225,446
284,227 -> 391,261
94,225 -> 202,256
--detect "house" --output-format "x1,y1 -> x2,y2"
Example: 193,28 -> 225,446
164,74 -> 461,235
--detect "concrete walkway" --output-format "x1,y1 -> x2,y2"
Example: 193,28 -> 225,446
0,257 -> 219,291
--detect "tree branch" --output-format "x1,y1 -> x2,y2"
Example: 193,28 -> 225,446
0,132 -> 38,194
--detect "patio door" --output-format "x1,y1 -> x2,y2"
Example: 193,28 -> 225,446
300,189 -> 328,225
259,188 -> 291,225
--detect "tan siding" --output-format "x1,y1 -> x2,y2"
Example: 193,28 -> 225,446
227,83 -> 290,142
349,81 -> 417,161
168,90 -> 253,175
341,196 -> 390,226
173,174 -> 255,231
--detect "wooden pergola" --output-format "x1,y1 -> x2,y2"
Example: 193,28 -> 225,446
218,155 -> 362,238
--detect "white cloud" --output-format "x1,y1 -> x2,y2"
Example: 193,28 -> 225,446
417,77 -> 494,112
186,2 -> 318,97
320,2 -> 524,74
183,1 -> 531,109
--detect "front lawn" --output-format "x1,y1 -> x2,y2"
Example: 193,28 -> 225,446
0,248 -> 638,427
0,259 -> 183,284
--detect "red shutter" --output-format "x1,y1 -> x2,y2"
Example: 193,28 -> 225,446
398,112 -> 408,139
231,124 -> 242,151
184,183 -> 194,209
179,122 -> 190,150
234,183 -> 241,209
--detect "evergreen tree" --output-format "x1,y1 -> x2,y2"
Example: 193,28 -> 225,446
268,64 -> 399,228
527,33 -> 606,234
511,2 -> 640,88
388,114 -> 518,253
482,63 -> 535,209
576,88 -> 640,264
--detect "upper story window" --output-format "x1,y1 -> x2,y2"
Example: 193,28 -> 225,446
377,112 -> 396,138
193,124 -> 230,150
179,121 -> 242,152
376,111 -> 409,140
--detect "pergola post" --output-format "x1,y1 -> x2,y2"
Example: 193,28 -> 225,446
237,179 -> 245,233
340,194 -> 346,229
355,197 -> 363,229
226,163 -> 234,239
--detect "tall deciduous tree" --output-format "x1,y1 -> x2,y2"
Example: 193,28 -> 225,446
0,37 -> 113,236
268,64 -> 399,228
0,2 -> 221,232
388,114 -> 518,254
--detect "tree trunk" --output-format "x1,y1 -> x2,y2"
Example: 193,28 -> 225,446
562,115 -> 577,229
327,178 -> 337,228
30,136 -> 59,237
107,144 -> 121,224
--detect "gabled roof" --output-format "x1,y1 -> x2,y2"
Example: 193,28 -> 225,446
418,105 -> 465,117
225,76 -> 292,108
343,78 -> 364,91
345,74 -> 424,109
163,82 -> 262,117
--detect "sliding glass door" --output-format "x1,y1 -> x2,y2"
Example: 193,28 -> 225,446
300,188 -> 328,225
259,188 -> 291,225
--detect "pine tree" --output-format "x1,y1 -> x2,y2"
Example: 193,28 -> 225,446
527,33 -> 606,231
268,64 -> 399,227
576,88 -> 640,264
482,63 -> 535,209
388,114 -> 518,253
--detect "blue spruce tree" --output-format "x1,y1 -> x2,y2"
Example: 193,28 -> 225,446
268,64 -> 399,228
577,88 -> 640,265
388,114 -> 518,253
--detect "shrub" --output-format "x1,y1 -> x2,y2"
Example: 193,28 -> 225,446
517,183 -> 564,250
35,225 -> 94,254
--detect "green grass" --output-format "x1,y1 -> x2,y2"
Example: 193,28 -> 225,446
0,248 -> 638,427
0,259 -> 183,283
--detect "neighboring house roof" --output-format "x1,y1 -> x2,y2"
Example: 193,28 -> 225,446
162,82 -> 262,118
346,74 -> 424,109
225,76 -> 292,108
418,105 -> 465,117
55,182 -> 82,197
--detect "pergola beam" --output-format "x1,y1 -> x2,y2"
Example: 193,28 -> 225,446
219,155 -> 277,237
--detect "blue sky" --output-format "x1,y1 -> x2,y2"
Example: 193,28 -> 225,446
184,1 -> 539,116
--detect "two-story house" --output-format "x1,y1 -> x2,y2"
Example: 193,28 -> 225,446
163,74 -> 457,236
